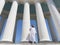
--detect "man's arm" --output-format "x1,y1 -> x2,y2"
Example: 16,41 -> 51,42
29,28 -> 31,31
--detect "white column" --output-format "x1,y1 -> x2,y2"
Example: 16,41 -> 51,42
0,0 -> 5,15
1,1 -> 18,42
21,2 -> 30,41
35,2 -> 51,41
46,0 -> 60,41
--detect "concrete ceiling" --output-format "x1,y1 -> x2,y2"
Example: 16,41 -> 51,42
3,0 -> 60,14
6,0 -> 46,4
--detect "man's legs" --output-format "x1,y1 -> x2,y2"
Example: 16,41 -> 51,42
29,41 -> 32,43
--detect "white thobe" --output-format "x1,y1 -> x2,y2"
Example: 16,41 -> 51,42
29,27 -> 37,42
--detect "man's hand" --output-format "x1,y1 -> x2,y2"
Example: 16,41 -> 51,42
29,28 -> 31,31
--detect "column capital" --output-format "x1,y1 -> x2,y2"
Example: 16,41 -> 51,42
23,0 -> 30,4
46,0 -> 54,4
34,0 -> 40,4
12,0 -> 18,5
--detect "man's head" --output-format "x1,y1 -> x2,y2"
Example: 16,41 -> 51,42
31,25 -> 34,27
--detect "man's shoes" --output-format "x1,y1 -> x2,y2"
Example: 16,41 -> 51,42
29,41 -> 36,43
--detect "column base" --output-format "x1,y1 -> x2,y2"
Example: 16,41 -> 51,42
20,41 -> 30,43
40,39 -> 52,41
0,40 -> 13,43
21,40 -> 29,43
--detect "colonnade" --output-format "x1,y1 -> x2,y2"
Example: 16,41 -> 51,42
0,0 -> 60,42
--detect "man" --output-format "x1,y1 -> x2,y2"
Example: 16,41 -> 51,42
29,25 -> 37,43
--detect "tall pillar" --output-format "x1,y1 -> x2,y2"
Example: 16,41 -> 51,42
35,2 -> 51,41
46,0 -> 60,41
1,1 -> 18,42
0,0 -> 5,15
21,2 -> 30,42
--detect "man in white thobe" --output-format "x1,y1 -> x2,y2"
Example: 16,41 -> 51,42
29,25 -> 37,43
